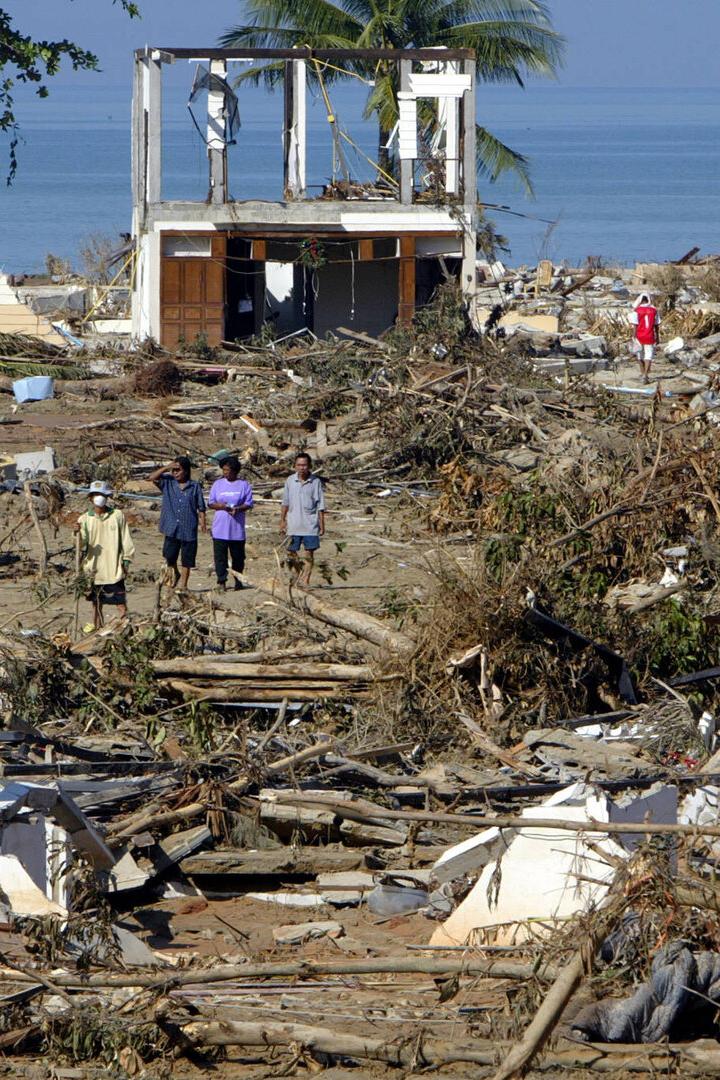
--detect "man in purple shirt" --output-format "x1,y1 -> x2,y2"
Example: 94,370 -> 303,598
207,456 -> 254,591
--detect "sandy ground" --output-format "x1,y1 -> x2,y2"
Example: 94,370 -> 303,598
0,386 -> 444,637
123,891 -> 509,1077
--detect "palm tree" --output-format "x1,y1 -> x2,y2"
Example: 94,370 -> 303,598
219,0 -> 564,193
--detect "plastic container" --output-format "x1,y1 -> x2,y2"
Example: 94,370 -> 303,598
366,883 -> 428,916
13,376 -> 54,404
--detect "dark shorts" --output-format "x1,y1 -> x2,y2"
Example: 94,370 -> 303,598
288,535 -> 320,552
87,579 -> 127,606
163,535 -> 198,569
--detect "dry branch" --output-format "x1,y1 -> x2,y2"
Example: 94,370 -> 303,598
271,792 -> 720,840
23,481 -> 47,577
4,954 -> 554,991
165,679 -> 370,702
108,741 -> 335,840
491,900 -> 619,1080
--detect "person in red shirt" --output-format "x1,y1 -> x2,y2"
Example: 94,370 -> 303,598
630,293 -> 661,383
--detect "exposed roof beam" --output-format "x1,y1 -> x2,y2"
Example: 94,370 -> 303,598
136,47 -> 475,62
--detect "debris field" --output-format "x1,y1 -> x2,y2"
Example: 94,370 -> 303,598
3,257 -> 720,1078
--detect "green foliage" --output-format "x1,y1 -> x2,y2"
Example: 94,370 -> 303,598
639,602 -> 713,678
43,1007 -> 168,1066
377,584 -> 414,621
0,2 -> 140,182
178,330 -> 217,359
483,534 -> 523,582
185,699 -> 216,754
477,215 -> 511,259
495,480 -> 565,537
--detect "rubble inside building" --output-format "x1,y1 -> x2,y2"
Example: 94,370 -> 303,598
1,246 -> 720,1078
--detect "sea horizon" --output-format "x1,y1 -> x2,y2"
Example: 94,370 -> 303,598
2,82 -> 719,275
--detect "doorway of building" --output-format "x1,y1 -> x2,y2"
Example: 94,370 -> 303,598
225,237 -> 264,341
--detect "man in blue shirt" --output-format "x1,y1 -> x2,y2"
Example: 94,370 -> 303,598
149,456 -> 207,590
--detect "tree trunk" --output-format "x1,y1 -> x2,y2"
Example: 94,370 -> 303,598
152,660 -> 376,680
249,575 -> 415,656
164,1019 -> 720,1076
378,125 -> 392,179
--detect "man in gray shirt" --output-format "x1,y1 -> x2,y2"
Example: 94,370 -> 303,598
279,452 -> 326,586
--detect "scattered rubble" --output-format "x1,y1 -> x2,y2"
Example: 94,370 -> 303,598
1,258 -> 720,1076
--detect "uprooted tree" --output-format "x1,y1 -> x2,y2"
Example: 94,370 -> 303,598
0,1 -> 139,182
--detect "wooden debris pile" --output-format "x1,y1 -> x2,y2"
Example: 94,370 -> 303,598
5,270 -> 720,1075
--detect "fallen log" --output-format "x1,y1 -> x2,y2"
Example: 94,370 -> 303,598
3,955 -> 555,991
248,575 -> 415,655
158,646 -> 330,664
162,1020 -> 720,1075
168,678 -> 365,691
491,895 -> 619,1080
178,846 -> 370,876
152,660 -> 377,680
175,1016 -> 494,1068
55,375 -> 129,395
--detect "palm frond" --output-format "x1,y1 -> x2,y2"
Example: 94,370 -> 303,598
438,0 -> 555,25
0,361 -> 89,378
219,0 -> 564,192
476,124 -> 532,194
362,70 -> 399,132
224,0 -> 364,40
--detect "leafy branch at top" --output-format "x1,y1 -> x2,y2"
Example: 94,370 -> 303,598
0,1 -> 140,183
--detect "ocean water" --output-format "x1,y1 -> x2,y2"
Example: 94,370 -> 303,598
1,80 -> 719,274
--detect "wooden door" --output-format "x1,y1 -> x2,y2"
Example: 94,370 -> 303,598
160,234 -> 226,349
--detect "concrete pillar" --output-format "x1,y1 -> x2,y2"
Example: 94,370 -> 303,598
399,59 -> 413,205
208,59 -> 228,205
284,58 -> 307,198
440,61 -> 460,195
145,52 -> 162,205
460,58 -> 477,300
132,230 -> 161,343
131,54 -> 144,225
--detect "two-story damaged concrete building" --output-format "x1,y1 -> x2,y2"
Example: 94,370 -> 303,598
131,46 -> 477,348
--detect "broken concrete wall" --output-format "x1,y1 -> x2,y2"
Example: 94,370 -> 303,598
430,783 -> 677,947
1,817 -> 71,909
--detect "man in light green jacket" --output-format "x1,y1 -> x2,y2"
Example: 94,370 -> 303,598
75,481 -> 135,629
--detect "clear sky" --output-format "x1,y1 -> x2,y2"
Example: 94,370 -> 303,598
7,0 -> 720,93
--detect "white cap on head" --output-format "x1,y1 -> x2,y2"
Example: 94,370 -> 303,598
88,480 -> 113,497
